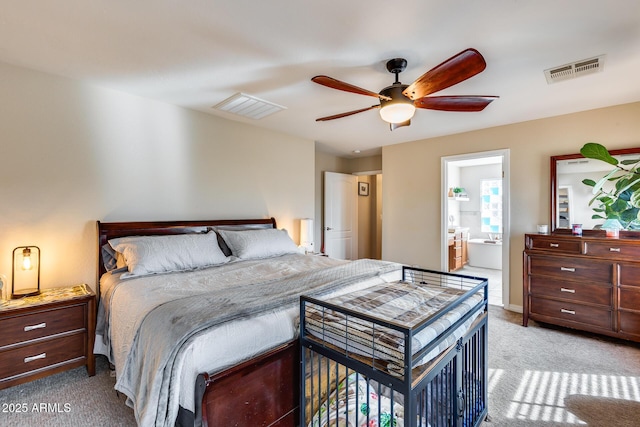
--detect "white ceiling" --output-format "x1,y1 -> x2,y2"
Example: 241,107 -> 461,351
1,1 -> 639,158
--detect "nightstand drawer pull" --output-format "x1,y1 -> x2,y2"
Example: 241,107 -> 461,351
550,243 -> 559,248
24,322 -> 47,332
24,353 -> 46,363
609,248 -> 621,252
560,288 -> 576,293
561,309 -> 576,315
560,267 -> 576,272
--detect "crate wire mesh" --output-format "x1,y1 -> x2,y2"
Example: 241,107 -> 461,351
300,266 -> 488,427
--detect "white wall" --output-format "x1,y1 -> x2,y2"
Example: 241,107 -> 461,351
0,61 -> 315,290
383,102 -> 640,309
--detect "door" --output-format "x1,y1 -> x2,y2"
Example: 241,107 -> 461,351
323,172 -> 358,259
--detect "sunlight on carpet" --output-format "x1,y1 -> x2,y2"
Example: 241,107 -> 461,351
494,369 -> 640,424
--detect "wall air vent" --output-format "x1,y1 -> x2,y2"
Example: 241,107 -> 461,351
213,92 -> 286,119
544,55 -> 605,84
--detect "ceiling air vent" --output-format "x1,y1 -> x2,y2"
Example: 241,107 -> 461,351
213,92 -> 286,119
544,55 -> 605,84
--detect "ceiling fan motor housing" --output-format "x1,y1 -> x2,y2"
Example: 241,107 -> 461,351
386,58 -> 408,75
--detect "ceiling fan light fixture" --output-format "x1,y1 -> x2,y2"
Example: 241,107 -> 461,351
379,101 -> 415,124
379,84 -> 415,124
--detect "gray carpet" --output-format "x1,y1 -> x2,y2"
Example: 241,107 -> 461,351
484,308 -> 640,427
1,306 -> 639,426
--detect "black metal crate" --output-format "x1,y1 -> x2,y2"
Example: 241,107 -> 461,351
300,266 -> 489,427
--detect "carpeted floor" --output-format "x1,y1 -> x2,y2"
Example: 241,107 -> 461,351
1,306 -> 639,426
484,308 -> 640,427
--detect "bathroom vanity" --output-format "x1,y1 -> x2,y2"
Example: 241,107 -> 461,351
447,229 -> 468,271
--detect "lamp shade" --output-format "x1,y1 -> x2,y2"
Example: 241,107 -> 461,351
300,218 -> 314,252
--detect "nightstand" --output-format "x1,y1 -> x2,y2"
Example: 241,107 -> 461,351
0,284 -> 96,390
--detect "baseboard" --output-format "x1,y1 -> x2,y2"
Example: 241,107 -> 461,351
504,304 -> 523,313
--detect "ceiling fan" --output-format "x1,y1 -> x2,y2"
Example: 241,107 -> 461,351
312,48 -> 498,130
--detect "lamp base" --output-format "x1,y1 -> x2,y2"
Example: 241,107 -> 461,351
11,288 -> 40,299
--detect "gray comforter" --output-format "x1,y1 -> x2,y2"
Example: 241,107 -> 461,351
114,258 -> 400,426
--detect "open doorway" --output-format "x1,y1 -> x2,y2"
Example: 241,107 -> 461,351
353,171 -> 382,260
441,150 -> 510,308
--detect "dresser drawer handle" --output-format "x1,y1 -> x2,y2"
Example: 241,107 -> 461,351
560,267 -> 576,272
24,353 -> 46,363
24,322 -> 47,332
609,248 -> 621,252
560,288 -> 576,293
561,309 -> 576,315
549,243 -> 559,248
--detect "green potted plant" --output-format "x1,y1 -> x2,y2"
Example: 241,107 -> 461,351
580,142 -> 640,230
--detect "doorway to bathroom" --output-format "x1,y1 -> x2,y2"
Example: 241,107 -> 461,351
441,150 -> 510,308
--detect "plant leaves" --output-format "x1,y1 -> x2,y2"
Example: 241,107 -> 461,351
592,168 -> 620,194
580,143 -> 619,166
582,179 -> 596,187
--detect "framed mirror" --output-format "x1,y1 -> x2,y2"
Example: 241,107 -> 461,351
550,147 -> 640,234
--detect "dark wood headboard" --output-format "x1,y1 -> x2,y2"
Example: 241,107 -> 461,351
96,218 -> 277,292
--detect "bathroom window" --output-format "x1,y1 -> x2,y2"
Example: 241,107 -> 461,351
481,179 -> 502,233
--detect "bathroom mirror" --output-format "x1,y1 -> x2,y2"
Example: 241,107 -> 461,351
550,147 -> 640,234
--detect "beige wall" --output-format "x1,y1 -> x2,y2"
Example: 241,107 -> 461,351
383,101 -> 640,309
0,62 -> 315,291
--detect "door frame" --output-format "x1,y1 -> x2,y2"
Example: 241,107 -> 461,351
441,149 -> 511,309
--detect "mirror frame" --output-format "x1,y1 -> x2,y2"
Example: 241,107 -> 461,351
550,147 -> 640,236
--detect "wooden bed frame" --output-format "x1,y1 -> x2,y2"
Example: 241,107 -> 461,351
96,218 -> 299,427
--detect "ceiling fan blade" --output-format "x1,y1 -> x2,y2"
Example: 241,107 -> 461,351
312,76 -> 392,101
403,49 -> 487,100
316,105 -> 380,121
414,96 -> 499,112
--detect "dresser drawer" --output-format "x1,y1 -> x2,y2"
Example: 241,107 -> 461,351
527,235 -> 581,254
0,333 -> 85,380
0,304 -> 85,348
529,276 -> 612,307
619,311 -> 640,338
585,240 -> 640,262
619,287 -> 640,311
527,255 -> 613,284
620,263 -> 640,287
530,297 -> 613,330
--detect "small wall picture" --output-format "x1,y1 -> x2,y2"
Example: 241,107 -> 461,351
358,182 -> 369,196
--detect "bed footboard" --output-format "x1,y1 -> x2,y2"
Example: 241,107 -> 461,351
190,341 -> 300,427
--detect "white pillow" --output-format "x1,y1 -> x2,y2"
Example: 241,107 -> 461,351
217,228 -> 301,260
109,231 -> 229,278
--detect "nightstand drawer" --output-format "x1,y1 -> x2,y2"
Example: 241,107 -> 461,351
530,297 -> 613,330
0,333 -> 85,380
0,304 -> 85,348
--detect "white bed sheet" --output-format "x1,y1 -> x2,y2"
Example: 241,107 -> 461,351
94,254 -> 402,415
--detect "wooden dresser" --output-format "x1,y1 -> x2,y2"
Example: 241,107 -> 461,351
523,233 -> 640,342
0,284 -> 96,390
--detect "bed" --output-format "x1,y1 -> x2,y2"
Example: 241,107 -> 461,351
93,218 -> 403,427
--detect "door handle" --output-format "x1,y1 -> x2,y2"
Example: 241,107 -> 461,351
326,227 -> 333,231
